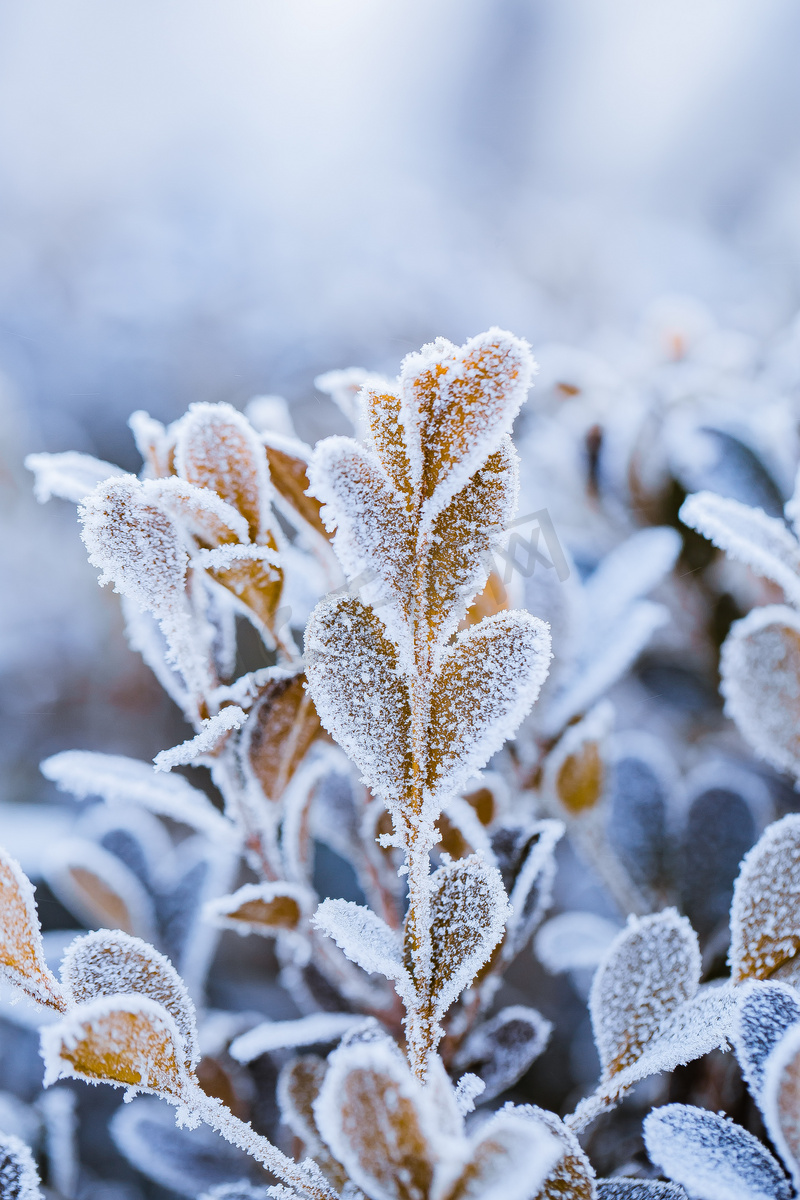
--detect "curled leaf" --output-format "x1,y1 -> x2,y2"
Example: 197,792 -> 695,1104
454,1005 -> 552,1100
44,838 -> 157,941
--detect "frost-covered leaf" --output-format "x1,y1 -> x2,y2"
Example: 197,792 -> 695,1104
362,383 -> 413,499
129,410 -> 175,477
680,491 -> 800,609
313,899 -> 410,996
434,1106 -> 561,1200
313,1038 -> 438,1200
25,450 -> 125,503
40,750 -> 232,839
154,707 -> 247,772
204,882 -> 312,937
277,1054 -> 346,1188
0,1132 -> 42,1200
520,1106 -> 595,1200
146,476 -> 251,547
400,328 -> 535,521
453,1005 -> 552,1100
496,820 -> 563,958
175,402 -> 271,543
643,1104 -> 792,1200
0,845 -> 66,1011
733,981 -> 800,1100
721,607 -> 800,778
595,1185 -> 686,1198
545,703 -> 613,817
263,434 -> 328,538
304,595 -> 413,805
44,838 -> 157,939
581,527 -> 681,640
60,929 -> 199,1068
422,855 -> 509,1020
729,814 -> 800,984
41,995 -> 192,1100
241,673 -> 321,802
426,612 -> 551,803
111,1096 -> 256,1197
230,1014 -> 361,1063
590,910 -> 700,1079
761,1024 -> 800,1190
535,912 -> 620,975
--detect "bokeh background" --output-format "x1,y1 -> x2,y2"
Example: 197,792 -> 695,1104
3,0 -> 800,879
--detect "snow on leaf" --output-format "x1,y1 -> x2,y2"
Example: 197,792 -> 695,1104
175,402 -> 271,543
0,845 -> 66,1011
313,899 -> 411,999
734,981 -> 800,1100
313,1038 -> 439,1200
426,612 -> 551,804
729,814 -> 800,984
426,439 -> 519,646
399,328 -> 536,521
535,912 -> 620,975
579,527 -> 681,642
154,707 -> 247,772
129,410 -> 175,477
518,1106 -> 595,1200
544,702 -> 613,817
453,1006 -> 552,1101
276,1052 -> 346,1191
720,607 -> 800,778
501,819 -> 564,959
241,673 -> 321,802
204,882 -> 312,938
433,1106 -> 561,1200
194,544 -> 284,634
304,595 -> 413,806
595,1185 -> 687,1198
761,1024 -> 800,1190
363,384 -> 414,500
0,1132 -> 42,1200
262,434 -> 327,538
41,995 -> 192,1100
229,1014 -> 362,1063
25,450 -> 125,504
423,855 -> 509,1021
40,750 -> 232,839
144,477 -> 251,546
60,929 -> 199,1068
590,910 -> 700,1080
643,1104 -> 792,1200
680,492 -> 800,609
308,437 -> 415,638
44,838 -> 157,941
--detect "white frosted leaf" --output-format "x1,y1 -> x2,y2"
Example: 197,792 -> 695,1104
308,436 -> 414,640
204,882 -> 312,937
427,612 -> 551,804
729,813 -> 800,984
121,597 -> 192,716
433,1106 -> 561,1200
503,819 -> 564,957
245,393 -> 296,437
721,607 -> 800,778
535,912 -> 620,974
0,1133 -> 42,1200
201,1186 -> 280,1200
453,1005 -> 552,1100
643,1104 -> 791,1200
400,328 -> 536,522
733,981 -> 800,1099
761,1024 -> 800,1189
44,838 -> 157,940
60,929 -> 199,1068
145,476 -> 251,546
313,1038 -> 440,1200
41,995 -> 192,1100
680,491 -> 800,609
314,366 -> 378,434
516,1106 -> 595,1200
0,845 -> 66,1011
581,526 -> 681,641
596,1186 -> 687,1199
590,910 -> 700,1080
40,750 -> 232,839
229,1013 -> 362,1063
304,595 -> 413,805
25,450 -> 125,503
174,401 -> 272,543
426,854 -> 510,1021
128,410 -> 174,476
154,707 -> 247,772
313,899 -> 411,999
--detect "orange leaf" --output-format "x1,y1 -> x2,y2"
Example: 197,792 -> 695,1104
0,846 -> 66,1011
243,672 -> 321,801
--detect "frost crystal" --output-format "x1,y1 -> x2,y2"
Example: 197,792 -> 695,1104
0,1133 -> 42,1200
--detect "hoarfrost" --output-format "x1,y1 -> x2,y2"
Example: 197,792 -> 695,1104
0,1132 -> 42,1200
44,837 -> 158,941
760,1023 -> 800,1191
312,899 -> 411,998
453,1005 -> 552,1100
154,707 -> 247,772
229,1013 -> 362,1063
733,981 -> 800,1099
729,813 -> 800,983
643,1104 -> 792,1200
581,526 -> 681,638
434,1105 -> 561,1200
596,1186 -> 687,1199
25,450 -> 125,504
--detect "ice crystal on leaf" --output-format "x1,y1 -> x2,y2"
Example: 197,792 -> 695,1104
733,981 -> 800,1099
729,814 -> 800,985
760,1024 -> 800,1191
0,1133 -> 42,1200
0,846 -> 66,1012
